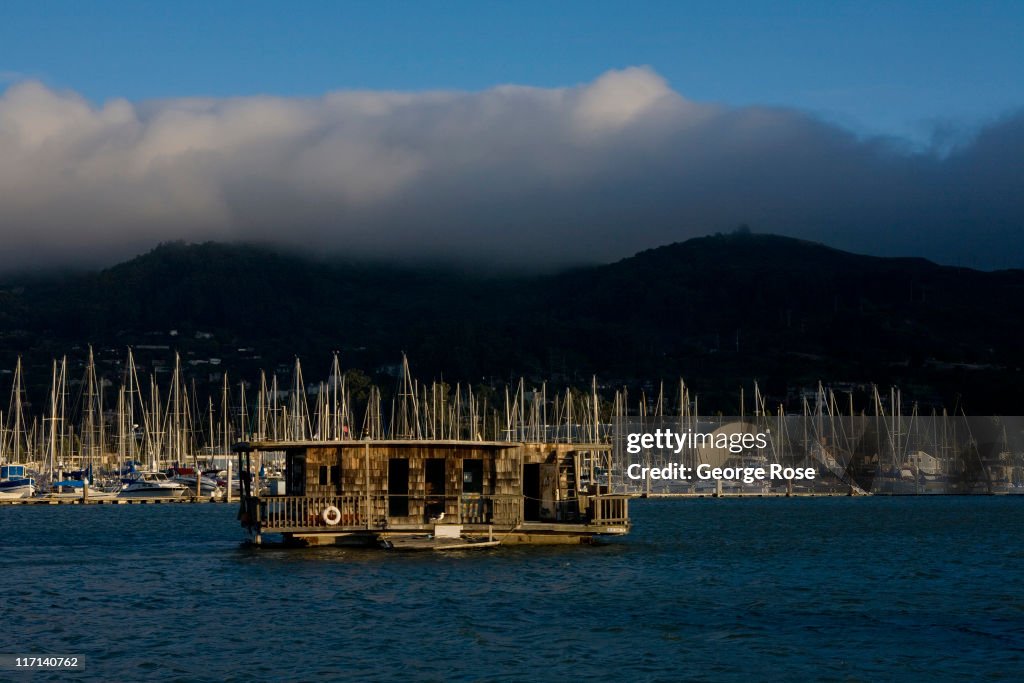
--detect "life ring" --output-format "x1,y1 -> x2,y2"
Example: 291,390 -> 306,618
322,506 -> 342,526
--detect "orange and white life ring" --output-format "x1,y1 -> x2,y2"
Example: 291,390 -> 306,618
322,505 -> 342,526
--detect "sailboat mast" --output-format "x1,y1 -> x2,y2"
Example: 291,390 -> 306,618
48,359 -> 58,477
222,373 -> 230,456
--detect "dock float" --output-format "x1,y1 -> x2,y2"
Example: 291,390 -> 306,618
0,497 -> 226,506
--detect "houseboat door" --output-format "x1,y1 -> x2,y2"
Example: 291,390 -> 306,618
286,451 -> 305,495
388,458 -> 410,517
523,463 -> 541,521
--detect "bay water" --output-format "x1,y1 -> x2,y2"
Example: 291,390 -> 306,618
2,497 -> 1021,681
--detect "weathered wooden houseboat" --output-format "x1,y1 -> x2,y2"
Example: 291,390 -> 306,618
234,439 -> 630,549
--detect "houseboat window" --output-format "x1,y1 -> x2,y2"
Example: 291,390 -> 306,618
462,458 -> 483,494
330,465 -> 341,485
318,465 -> 328,485
388,458 -> 409,517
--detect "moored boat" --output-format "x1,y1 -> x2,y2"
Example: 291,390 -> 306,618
235,438 -> 631,548
39,478 -> 120,501
0,464 -> 36,499
118,472 -> 187,499
167,467 -> 222,499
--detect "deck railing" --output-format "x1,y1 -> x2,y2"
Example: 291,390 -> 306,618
254,492 -> 628,530
589,495 -> 630,525
459,494 -> 523,524
260,494 -> 385,530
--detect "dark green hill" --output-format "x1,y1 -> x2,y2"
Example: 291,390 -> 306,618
1,234 -> 1022,412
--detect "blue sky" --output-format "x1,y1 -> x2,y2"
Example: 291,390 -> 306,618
0,2 -> 1021,269
3,1 -> 1022,143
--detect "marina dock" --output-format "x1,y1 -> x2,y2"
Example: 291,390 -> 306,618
0,496 -> 228,505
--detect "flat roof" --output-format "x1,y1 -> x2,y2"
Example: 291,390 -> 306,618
235,439 -> 612,451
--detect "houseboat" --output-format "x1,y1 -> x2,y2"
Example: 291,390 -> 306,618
234,439 -> 630,548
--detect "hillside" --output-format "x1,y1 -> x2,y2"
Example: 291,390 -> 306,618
1,234 -> 1022,412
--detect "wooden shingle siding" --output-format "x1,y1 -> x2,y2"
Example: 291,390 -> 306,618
266,440 -> 611,528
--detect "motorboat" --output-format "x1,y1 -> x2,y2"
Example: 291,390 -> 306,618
118,471 -> 187,499
0,464 -> 35,499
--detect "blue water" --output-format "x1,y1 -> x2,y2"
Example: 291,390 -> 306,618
1,498 -> 1022,681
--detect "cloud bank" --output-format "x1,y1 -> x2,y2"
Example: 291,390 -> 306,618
0,67 -> 1021,270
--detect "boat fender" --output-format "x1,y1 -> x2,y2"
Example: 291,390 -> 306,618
322,505 -> 342,526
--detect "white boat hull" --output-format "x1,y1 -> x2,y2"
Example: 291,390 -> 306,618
0,484 -> 35,499
118,485 -> 187,499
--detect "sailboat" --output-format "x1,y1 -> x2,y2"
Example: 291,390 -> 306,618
167,466 -> 221,499
1,357 -> 35,498
44,468 -> 120,501
119,353 -> 190,499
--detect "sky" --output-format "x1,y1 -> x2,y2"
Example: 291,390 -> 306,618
0,1 -> 1022,270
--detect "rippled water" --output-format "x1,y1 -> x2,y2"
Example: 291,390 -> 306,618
2,498 -> 1022,681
